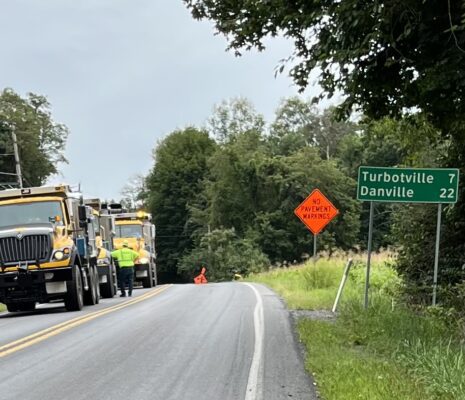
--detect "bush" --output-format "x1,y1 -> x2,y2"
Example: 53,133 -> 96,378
178,228 -> 269,281
350,260 -> 403,298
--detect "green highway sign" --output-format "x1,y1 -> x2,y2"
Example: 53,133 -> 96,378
357,166 -> 460,203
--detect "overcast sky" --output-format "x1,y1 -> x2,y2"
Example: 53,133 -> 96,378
0,1 -> 322,200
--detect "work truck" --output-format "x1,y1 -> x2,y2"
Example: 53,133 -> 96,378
0,185 -> 101,312
84,198 -> 118,298
108,205 -> 157,288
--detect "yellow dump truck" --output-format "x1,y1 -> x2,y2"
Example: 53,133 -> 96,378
109,206 -> 157,288
84,199 -> 118,298
0,185 -> 101,312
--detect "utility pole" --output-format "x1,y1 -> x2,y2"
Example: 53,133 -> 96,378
10,124 -> 23,189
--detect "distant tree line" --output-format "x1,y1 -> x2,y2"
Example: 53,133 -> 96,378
144,97 -> 452,295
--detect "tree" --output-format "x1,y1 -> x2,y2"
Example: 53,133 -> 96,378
207,97 -> 265,143
270,97 -> 355,158
184,1 -> 465,136
146,127 -> 217,281
0,88 -> 69,187
119,174 -> 147,211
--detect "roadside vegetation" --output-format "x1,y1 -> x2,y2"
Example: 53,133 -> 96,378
249,255 -> 465,400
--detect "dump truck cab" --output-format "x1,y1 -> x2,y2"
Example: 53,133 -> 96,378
111,208 -> 157,288
84,199 -> 118,298
0,185 -> 101,312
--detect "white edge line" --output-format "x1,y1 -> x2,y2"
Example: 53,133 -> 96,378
243,282 -> 264,400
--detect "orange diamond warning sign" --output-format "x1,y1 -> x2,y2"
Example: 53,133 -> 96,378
294,189 -> 339,235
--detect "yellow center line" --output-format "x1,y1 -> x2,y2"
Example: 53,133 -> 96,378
0,284 -> 172,358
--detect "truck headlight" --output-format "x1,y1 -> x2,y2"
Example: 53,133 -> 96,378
53,247 -> 71,261
139,257 -> 149,264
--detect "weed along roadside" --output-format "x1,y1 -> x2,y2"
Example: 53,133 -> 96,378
248,254 -> 465,400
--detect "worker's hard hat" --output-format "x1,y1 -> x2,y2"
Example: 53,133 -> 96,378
123,240 -> 129,247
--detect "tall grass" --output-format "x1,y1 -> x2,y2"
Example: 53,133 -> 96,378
248,253 -> 465,399
248,253 -> 398,310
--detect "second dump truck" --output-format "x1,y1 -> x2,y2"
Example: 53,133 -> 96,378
84,199 -> 118,298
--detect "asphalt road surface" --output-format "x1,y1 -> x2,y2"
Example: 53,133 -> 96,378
0,283 -> 316,400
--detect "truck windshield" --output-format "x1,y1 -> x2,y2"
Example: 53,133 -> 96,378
115,224 -> 143,238
0,201 -> 64,227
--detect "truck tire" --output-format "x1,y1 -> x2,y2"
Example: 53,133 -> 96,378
94,267 -> 100,304
84,266 -> 99,306
18,301 -> 36,312
65,265 -> 84,311
152,264 -> 157,287
6,303 -> 19,312
100,265 -> 115,298
112,264 -> 118,296
142,264 -> 153,288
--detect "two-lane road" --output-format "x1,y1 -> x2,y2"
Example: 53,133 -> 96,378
0,283 -> 316,400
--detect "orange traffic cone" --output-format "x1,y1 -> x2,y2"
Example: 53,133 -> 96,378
194,267 -> 208,284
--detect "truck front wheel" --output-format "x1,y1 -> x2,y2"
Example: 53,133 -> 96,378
100,265 -> 115,298
65,265 -> 84,311
6,302 -> 36,312
142,264 -> 153,288
6,303 -> 19,312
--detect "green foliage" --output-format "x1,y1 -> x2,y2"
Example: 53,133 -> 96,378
146,127 -> 217,279
270,98 -> 356,159
397,339 -> 465,399
299,319 -> 432,400
350,261 -> 402,298
201,135 -> 361,262
178,228 -> 269,281
0,88 -> 69,186
249,253 -> 397,310
184,1 -> 465,137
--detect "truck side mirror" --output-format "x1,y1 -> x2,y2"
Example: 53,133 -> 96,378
78,206 -> 87,228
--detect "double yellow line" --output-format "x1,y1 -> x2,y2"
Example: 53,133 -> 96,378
0,284 -> 172,358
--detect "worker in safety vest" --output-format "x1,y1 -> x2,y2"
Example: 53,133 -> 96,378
111,240 -> 139,297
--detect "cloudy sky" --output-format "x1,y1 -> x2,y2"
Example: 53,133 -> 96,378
0,1 -> 321,199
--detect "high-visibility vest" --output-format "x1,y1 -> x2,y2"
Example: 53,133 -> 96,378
111,248 -> 139,268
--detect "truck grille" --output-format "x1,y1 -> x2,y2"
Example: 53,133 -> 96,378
0,235 -> 52,265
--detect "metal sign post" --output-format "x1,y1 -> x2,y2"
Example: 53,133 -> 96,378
432,204 -> 442,306
313,234 -> 317,263
333,258 -> 353,312
364,201 -> 374,309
